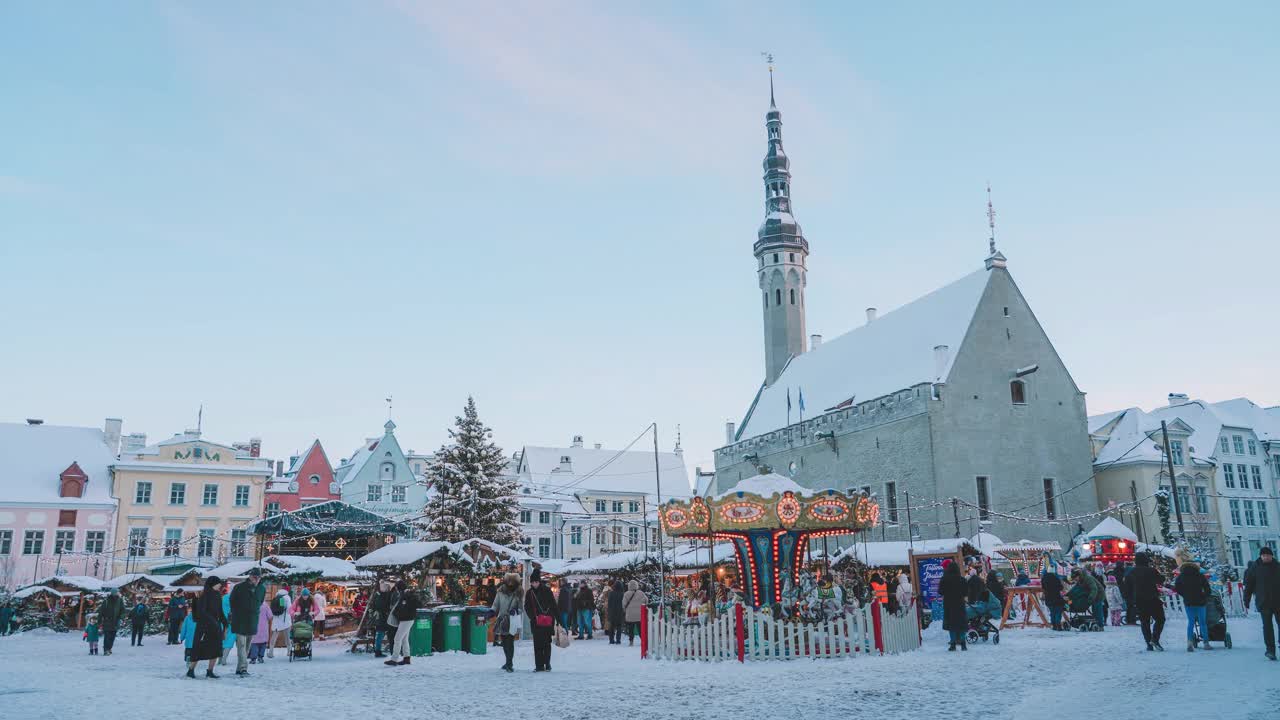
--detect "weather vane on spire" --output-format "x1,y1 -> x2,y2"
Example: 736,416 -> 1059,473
986,182 -> 997,255
385,394 -> 393,420
761,52 -> 776,105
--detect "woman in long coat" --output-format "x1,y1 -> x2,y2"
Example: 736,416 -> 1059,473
938,561 -> 969,652
187,576 -> 227,679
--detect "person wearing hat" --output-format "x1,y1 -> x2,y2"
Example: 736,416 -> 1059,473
1244,546 -> 1280,660
188,576 -> 228,679
229,568 -> 266,676
98,588 -> 125,655
490,572 -> 523,672
524,569 -> 558,671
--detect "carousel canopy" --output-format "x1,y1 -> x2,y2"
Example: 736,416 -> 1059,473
712,473 -> 811,499
248,500 -> 412,538
663,472 -> 878,535
1083,517 -> 1139,541
993,539 -> 1063,554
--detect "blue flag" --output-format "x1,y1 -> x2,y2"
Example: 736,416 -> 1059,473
786,387 -> 792,413
798,388 -> 806,413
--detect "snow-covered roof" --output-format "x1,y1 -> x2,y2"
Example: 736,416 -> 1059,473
354,541 -> 469,569
206,555 -> 371,581
712,472 -> 812,499
335,437 -> 380,485
519,444 -> 689,503
1083,517 -> 1138,541
968,532 -> 1004,552
993,539 -> 1063,554
453,538 -> 533,564
20,575 -> 105,593
0,422 -> 117,505
833,539 -> 981,568
12,585 -> 76,599
102,573 -> 167,590
1091,396 -> 1280,470
737,268 -> 991,440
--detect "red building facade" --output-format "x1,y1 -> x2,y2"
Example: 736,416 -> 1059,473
264,440 -> 339,515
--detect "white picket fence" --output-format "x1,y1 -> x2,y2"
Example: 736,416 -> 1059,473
644,602 -> 920,661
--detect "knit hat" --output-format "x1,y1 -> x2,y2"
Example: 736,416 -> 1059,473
1262,547 -> 1274,557
530,569 -> 543,583
301,588 -> 311,596
276,589 -> 289,597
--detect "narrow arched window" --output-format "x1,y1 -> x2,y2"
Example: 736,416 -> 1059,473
763,292 -> 768,308
789,288 -> 795,305
1010,380 -> 1027,405
775,289 -> 782,306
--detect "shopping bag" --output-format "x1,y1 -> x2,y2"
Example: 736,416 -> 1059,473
554,625 -> 572,648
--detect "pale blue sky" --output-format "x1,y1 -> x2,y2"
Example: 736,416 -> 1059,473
2,2 -> 1277,481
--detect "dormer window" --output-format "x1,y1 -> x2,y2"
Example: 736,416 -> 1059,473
58,462 -> 87,498
560,456 -> 571,464
1170,440 -> 1185,465
1010,380 -> 1027,405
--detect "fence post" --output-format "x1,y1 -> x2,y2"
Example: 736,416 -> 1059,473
871,601 -> 885,655
640,604 -> 649,659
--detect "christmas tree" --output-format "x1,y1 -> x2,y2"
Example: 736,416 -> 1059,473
423,397 -> 524,549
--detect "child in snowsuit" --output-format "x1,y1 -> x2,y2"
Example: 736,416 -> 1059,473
178,609 -> 196,663
1105,576 -> 1124,627
84,615 -> 100,655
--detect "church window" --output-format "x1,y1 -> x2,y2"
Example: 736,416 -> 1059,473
975,477 -> 991,520
1003,307 -> 1010,317
775,289 -> 782,306
772,253 -> 778,263
1010,380 -> 1026,405
789,289 -> 795,305
789,252 -> 795,262
763,292 -> 768,309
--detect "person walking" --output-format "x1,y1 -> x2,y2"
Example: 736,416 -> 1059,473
1105,576 -> 1124,626
229,568 -> 265,676
490,572 -> 523,672
83,614 -> 100,655
368,581 -> 393,658
607,580 -> 625,645
219,588 -> 235,666
250,597 -> 272,664
187,576 -> 228,679
1244,546 -> 1280,660
622,580 -> 647,646
129,596 -> 148,646
557,580 -> 575,636
1125,553 -> 1165,650
267,589 -> 290,659
1041,567 -> 1066,631
574,581 -> 595,640
385,584 -> 420,666
312,588 -> 327,640
895,572 -> 914,613
179,606 -> 196,664
525,569 -> 557,672
165,592 -> 188,645
98,588 -> 125,656
1174,558 -> 1212,651
939,560 -> 968,651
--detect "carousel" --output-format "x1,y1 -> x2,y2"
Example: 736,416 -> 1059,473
659,473 -> 879,608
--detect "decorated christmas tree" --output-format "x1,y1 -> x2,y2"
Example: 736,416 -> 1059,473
423,396 -> 524,549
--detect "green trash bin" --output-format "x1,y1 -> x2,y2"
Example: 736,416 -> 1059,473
409,608 -> 435,657
462,607 -> 495,655
433,606 -> 465,653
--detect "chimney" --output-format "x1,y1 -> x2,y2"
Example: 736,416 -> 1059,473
249,437 -> 261,458
558,455 -> 573,472
122,433 -> 147,453
933,345 -> 951,382
1168,393 -> 1189,407
103,418 -> 122,455
571,435 -> 584,448
275,460 -> 284,478
865,308 -> 877,324
183,428 -> 200,441
725,421 -> 736,445
810,334 -> 823,350
25,418 -> 43,426
593,443 -> 602,450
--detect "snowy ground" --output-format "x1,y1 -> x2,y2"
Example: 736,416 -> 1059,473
0,619 -> 1276,720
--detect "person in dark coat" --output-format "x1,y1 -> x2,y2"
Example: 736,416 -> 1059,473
938,560 -> 969,651
228,569 -> 264,676
606,581 -> 625,645
986,571 -> 1007,615
557,581 -> 576,635
188,576 -> 228,679
1041,568 -> 1066,630
1125,552 -> 1165,650
368,580 -> 393,658
97,588 -> 125,655
525,569 -> 558,671
129,598 -> 148,646
1244,546 -> 1280,660
166,592 -> 188,644
574,582 -> 595,640
1174,560 -> 1212,651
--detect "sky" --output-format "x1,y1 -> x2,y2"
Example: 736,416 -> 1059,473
2,1 -> 1277,485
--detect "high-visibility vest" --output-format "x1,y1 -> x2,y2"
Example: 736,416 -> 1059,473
871,582 -> 888,604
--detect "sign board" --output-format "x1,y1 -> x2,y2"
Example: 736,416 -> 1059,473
908,549 -> 963,610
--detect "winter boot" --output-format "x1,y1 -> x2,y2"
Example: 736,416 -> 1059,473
947,643 -> 956,651
960,641 -> 968,651
1186,640 -> 1195,652
384,659 -> 399,666
186,668 -> 195,679
1146,643 -> 1154,651
1154,642 -> 1164,651
1265,651 -> 1276,661
398,657 -> 411,666
1201,641 -> 1211,650
206,669 -> 220,679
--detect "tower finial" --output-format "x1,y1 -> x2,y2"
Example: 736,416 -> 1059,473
986,182 -> 997,256
761,52 -> 775,107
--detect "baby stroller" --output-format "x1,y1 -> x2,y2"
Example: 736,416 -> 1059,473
965,591 -> 1001,645
1197,592 -> 1233,649
288,619 -> 314,662
1064,594 -> 1102,632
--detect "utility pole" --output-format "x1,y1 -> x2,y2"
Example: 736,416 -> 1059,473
905,491 -> 915,555
1129,481 -> 1145,543
652,423 -> 666,613
1161,421 -> 1186,538
951,498 -> 961,538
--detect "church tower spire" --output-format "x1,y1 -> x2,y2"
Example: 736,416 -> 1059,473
754,61 -> 809,386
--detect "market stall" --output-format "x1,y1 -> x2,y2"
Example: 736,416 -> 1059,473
206,554 -> 374,634
992,540 -> 1063,629
1075,517 -> 1139,564
248,500 -> 412,560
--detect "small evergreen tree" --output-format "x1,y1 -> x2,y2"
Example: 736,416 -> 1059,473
1155,491 -> 1172,544
423,397 -> 524,548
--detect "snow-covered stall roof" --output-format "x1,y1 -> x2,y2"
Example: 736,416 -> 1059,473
558,543 -> 737,576
993,540 -> 1063,554
207,555 -> 371,581
453,538 -> 533,564
1083,517 -> 1138,541
834,539 -> 981,568
354,541 -> 469,570
737,268 -> 991,440
968,533 -> 1004,553
713,472 -> 811,499
12,585 -> 77,599
21,575 -> 105,593
1136,542 -> 1179,560
0,422 -> 118,505
102,574 -> 167,591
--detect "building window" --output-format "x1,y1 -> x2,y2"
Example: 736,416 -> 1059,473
885,482 -> 899,523
1252,465 -> 1263,490
1043,478 -> 1057,520
628,526 -> 639,545
266,502 -> 281,516
380,462 -> 395,481
595,500 -> 606,513
629,500 -> 640,513
612,501 -> 624,513
1230,539 -> 1243,567
202,484 -> 218,506
789,288 -> 795,305
772,253 -> 778,263
1260,503 -> 1270,527
1233,435 -> 1245,454
0,530 -> 11,555
775,289 -> 782,306
23,530 -> 45,555
54,530 -> 75,554
127,528 -> 147,557
58,509 -> 76,527
763,292 -> 768,309
1274,456 -> 1280,477
570,526 -> 582,545
1248,439 -> 1258,456
595,527 -> 607,546
539,511 -> 551,525
520,510 -> 532,524
170,483 -> 186,505
1244,500 -> 1257,526
1224,464 -> 1236,488
391,486 -> 406,503
1229,499 -> 1242,525
367,485 -> 383,502
1221,436 -> 1231,454
84,531 -> 104,554
164,528 -> 182,556
413,463 -> 422,474
197,529 -> 215,557
538,537 -> 551,558
975,477 -> 991,520
309,474 -> 320,485
789,252 -> 795,262
1170,441 -> 1184,465
1009,380 -> 1026,405
1176,486 -> 1190,514
231,529 -> 248,557
234,485 -> 250,507
1238,465 -> 1250,490
1194,486 -> 1209,514
135,481 -> 152,504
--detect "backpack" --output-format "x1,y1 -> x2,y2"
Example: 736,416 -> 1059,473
272,596 -> 288,616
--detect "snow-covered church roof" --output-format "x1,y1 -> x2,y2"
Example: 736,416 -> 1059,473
737,267 -> 991,440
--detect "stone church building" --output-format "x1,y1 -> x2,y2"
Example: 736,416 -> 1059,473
712,80 -> 1095,549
